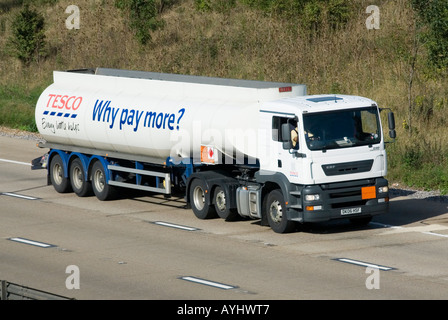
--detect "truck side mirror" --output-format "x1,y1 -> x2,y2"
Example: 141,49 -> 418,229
281,123 -> 292,149
388,112 -> 396,139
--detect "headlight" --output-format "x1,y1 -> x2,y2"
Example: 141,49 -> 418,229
305,194 -> 320,201
378,186 -> 388,193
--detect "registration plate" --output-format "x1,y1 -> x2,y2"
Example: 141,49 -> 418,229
341,207 -> 361,215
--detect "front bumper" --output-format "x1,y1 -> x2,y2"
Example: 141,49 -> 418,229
299,178 -> 389,223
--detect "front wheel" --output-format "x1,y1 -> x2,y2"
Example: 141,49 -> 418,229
265,189 -> 296,233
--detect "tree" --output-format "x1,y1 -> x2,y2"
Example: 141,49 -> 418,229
115,0 -> 162,45
412,0 -> 448,71
406,0 -> 448,135
8,4 -> 46,66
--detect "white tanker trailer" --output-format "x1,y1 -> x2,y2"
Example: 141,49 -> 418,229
33,68 -> 396,233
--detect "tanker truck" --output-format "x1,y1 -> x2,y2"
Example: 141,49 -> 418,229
32,68 -> 396,233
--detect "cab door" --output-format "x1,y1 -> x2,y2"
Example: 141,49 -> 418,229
272,115 -> 303,183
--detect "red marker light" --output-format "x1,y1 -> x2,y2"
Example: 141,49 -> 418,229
279,86 -> 292,93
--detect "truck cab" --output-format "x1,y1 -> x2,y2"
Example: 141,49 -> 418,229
249,94 -> 395,232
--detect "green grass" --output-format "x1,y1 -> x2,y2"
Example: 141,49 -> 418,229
0,84 -> 42,132
387,138 -> 448,194
398,164 -> 448,195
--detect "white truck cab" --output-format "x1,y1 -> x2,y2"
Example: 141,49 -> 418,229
248,94 -> 394,232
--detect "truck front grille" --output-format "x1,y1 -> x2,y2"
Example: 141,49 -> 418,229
322,160 -> 374,176
321,179 -> 375,209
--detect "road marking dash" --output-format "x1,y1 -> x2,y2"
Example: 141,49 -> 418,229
153,221 -> 199,231
0,158 -> 30,166
1,192 -> 38,200
335,258 -> 394,271
180,276 -> 236,290
422,231 -> 448,238
8,237 -> 56,248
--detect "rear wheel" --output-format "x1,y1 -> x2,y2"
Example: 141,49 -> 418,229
265,189 -> 296,233
214,186 -> 238,221
49,154 -> 71,193
69,158 -> 92,197
189,178 -> 216,219
91,161 -> 116,201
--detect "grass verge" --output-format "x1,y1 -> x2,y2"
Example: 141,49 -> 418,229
0,84 -> 43,132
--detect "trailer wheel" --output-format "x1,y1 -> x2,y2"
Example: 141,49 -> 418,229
189,178 -> 216,219
49,154 -> 71,193
266,189 -> 296,233
214,186 -> 238,221
91,161 -> 115,201
69,158 -> 92,197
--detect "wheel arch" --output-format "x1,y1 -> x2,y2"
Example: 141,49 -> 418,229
68,152 -> 90,181
87,156 -> 111,182
48,149 -> 70,178
255,171 -> 303,224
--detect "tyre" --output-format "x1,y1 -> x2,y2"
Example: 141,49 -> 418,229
49,154 -> 72,193
69,158 -> 92,197
214,186 -> 238,221
265,189 -> 296,233
91,161 -> 116,201
189,178 -> 216,219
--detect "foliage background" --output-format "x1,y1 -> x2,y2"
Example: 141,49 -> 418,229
1,0 -> 448,192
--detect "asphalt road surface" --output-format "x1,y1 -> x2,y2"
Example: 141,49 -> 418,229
1,135 -> 448,301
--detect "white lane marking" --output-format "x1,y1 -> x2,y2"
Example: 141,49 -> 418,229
180,276 -> 236,290
0,158 -> 30,166
2,192 -> 38,200
370,222 -> 403,229
8,237 -> 56,248
153,221 -> 199,231
422,231 -> 448,238
371,222 -> 448,238
335,258 -> 394,271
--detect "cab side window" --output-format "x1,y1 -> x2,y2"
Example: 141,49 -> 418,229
272,116 -> 298,149
272,116 -> 288,142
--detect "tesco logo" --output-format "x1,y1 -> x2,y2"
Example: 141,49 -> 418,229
46,94 -> 82,110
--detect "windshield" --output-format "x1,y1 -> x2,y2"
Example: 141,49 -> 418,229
303,106 -> 381,151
